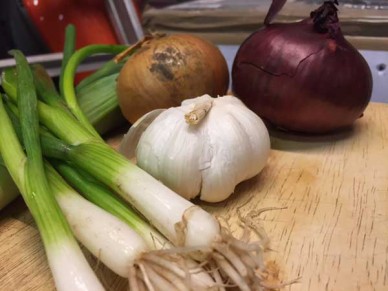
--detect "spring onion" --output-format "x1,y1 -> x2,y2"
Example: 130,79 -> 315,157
3,116 -> 218,291
62,44 -> 127,136
0,50 -> 104,291
22,81 -> 274,290
45,162 -> 148,278
40,113 -> 272,289
52,160 -> 167,249
50,161 -> 218,289
3,67 -> 94,144
76,57 -> 124,92
59,24 -> 76,97
2,56 -> 220,289
0,99 -> 21,210
0,41 -> 127,209
0,55 -> 124,211
2,46 -> 281,289
32,64 -> 71,113
0,159 -> 19,209
77,73 -> 126,135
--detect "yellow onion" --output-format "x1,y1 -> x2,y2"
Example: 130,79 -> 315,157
117,34 -> 229,124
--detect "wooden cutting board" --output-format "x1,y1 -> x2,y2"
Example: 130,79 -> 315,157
1,102 -> 388,291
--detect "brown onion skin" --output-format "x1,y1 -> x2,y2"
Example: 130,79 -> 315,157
232,18 -> 373,133
117,34 -> 229,124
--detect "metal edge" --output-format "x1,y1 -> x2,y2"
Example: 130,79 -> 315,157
105,0 -> 144,44
0,53 -> 113,77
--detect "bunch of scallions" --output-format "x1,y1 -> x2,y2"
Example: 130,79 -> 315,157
0,26 -> 283,290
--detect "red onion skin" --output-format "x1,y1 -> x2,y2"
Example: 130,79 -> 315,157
232,18 -> 373,133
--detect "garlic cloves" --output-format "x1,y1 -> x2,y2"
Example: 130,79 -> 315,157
120,94 -> 270,203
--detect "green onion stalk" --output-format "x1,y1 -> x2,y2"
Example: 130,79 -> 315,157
44,93 -> 272,290
1,52 -> 219,290
50,161 -> 219,290
0,34 -> 130,210
3,57 -> 276,291
5,112 -> 217,288
62,44 -> 127,137
59,24 -> 76,97
0,50 -> 105,291
0,158 -> 18,209
52,160 -> 167,249
1,29 -> 279,288
76,72 -> 126,135
2,100 -> 147,279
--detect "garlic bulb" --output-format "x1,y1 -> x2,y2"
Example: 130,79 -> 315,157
119,95 -> 270,203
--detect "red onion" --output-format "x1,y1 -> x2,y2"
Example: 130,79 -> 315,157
232,0 -> 373,133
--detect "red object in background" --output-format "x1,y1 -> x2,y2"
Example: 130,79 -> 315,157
23,0 -> 119,52
23,0 -> 120,83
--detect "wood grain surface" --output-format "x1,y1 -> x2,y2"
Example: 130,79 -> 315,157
1,102 -> 388,291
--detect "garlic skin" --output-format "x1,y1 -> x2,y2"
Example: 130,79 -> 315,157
120,95 -> 270,203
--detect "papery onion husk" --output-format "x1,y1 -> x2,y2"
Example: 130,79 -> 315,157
232,0 -> 373,133
117,34 -> 229,124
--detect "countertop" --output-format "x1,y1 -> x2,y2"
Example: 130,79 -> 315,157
1,102 -> 388,290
